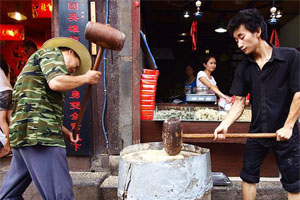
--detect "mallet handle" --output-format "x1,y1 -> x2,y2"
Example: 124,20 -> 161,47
72,47 -> 104,138
183,133 -> 277,138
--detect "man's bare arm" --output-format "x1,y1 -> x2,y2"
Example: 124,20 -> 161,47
214,96 -> 246,140
48,70 -> 101,92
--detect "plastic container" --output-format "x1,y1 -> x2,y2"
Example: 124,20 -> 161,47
140,84 -> 156,90
140,104 -> 155,110
140,79 -> 157,85
218,97 -> 232,112
140,90 -> 156,95
141,110 -> 154,115
140,100 -> 155,105
141,74 -> 158,80
142,69 -> 159,75
140,94 -> 155,101
212,172 -> 232,186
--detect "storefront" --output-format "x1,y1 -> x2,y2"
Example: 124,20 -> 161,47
0,1 -> 51,85
138,0 -> 300,177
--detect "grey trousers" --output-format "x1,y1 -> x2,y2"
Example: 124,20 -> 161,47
0,146 -> 74,200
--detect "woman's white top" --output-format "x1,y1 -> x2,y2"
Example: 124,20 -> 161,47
0,68 -> 12,92
196,71 -> 217,89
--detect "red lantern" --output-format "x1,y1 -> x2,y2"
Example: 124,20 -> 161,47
0,25 -> 25,41
32,0 -> 52,18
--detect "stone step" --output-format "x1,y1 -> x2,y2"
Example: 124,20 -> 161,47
72,172 -> 109,200
212,177 -> 287,200
99,176 -> 288,200
100,175 -> 118,200
0,170 -> 109,200
0,170 -> 288,200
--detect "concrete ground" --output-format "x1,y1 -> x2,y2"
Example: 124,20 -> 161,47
0,156 -> 288,200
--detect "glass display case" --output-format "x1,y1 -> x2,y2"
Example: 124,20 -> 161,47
153,104 -> 251,122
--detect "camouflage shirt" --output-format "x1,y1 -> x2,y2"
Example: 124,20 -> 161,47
9,48 -> 68,148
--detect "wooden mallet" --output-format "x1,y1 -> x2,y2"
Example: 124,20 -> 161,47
72,22 -> 126,139
162,118 -> 277,156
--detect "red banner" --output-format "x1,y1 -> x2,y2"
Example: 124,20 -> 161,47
32,0 -> 52,18
0,25 -> 25,41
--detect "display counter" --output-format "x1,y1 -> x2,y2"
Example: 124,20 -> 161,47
151,103 -> 252,143
141,103 -> 279,177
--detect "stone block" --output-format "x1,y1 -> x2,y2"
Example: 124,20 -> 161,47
100,176 -> 118,200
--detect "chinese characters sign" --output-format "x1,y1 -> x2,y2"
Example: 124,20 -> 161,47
59,0 -> 91,155
0,25 -> 24,41
32,0 -> 52,18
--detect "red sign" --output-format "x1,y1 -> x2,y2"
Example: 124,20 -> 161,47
32,0 -> 52,18
0,25 -> 25,41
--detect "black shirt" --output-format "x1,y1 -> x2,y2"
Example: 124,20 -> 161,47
230,45 -> 300,142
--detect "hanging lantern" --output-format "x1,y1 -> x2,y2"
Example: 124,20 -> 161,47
0,25 -> 25,41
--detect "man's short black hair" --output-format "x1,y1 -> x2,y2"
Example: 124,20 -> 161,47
23,40 -> 38,51
227,8 -> 268,41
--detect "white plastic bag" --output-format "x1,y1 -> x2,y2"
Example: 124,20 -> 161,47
218,97 -> 232,112
0,128 -> 7,147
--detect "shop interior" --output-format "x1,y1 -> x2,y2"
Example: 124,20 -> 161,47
140,1 -> 299,176
140,0 -> 299,104
0,0 -> 52,85
0,0 -> 299,98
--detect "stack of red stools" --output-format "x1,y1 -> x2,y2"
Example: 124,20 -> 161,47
140,69 -> 159,120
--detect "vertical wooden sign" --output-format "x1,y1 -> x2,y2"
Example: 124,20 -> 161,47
59,0 -> 91,155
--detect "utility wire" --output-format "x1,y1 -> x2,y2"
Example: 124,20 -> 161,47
102,0 -> 109,148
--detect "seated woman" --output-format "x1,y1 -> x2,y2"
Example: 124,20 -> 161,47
184,64 -> 197,102
184,64 -> 197,94
196,55 -> 231,102
0,55 -> 13,157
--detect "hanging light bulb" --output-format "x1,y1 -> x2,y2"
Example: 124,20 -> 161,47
276,10 -> 282,18
215,26 -> 227,33
7,4 -> 27,21
215,21 -> 227,33
179,33 -> 188,36
195,0 -> 201,7
183,11 -> 190,18
194,0 -> 203,19
8,12 -> 27,21
177,39 -> 186,43
270,6 -> 277,14
268,6 -> 278,25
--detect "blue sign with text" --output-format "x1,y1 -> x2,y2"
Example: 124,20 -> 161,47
59,0 -> 91,155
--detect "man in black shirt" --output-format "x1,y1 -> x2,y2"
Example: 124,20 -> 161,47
214,8 -> 300,200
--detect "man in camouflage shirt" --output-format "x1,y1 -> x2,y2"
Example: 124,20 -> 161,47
0,37 -> 101,200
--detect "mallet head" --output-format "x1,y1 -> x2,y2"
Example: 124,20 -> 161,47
85,21 -> 126,51
162,118 -> 183,156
